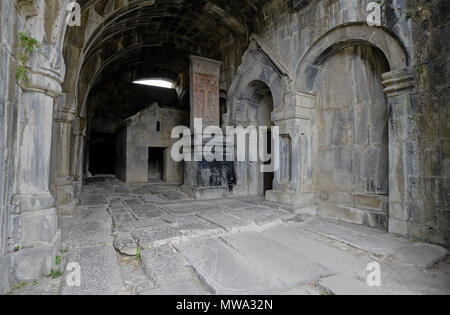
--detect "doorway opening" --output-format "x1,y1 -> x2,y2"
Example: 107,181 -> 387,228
148,147 -> 164,182
263,130 -> 274,194
89,133 -> 116,175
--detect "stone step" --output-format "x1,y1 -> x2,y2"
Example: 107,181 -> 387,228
317,204 -> 388,230
298,217 -> 448,267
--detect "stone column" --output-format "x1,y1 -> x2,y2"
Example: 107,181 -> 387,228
9,45 -> 63,281
266,90 -> 315,213
382,68 -> 415,236
72,117 -> 86,201
54,94 -> 77,215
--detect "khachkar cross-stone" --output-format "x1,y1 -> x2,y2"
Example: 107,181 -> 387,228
189,55 -> 222,129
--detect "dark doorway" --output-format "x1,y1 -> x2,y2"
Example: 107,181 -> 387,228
148,147 -> 164,181
89,133 -> 116,175
263,130 -> 274,194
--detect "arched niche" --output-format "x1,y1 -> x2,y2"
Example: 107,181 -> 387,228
294,24 -> 408,91
227,43 -> 284,127
293,24 -> 409,230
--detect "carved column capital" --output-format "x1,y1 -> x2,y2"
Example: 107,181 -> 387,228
16,0 -> 38,18
382,68 -> 415,98
20,45 -> 65,98
272,89 -> 315,122
54,93 -> 77,124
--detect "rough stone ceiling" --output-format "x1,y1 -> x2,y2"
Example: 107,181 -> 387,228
83,0 -> 267,83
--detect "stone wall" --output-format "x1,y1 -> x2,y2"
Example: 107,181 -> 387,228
227,0 -> 449,245
116,104 -> 188,183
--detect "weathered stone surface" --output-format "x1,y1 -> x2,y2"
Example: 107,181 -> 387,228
175,238 -> 275,294
60,245 -> 124,295
298,217 -> 408,257
128,204 -> 165,220
1,0 -> 449,293
116,103 -> 186,184
113,231 -> 138,256
262,224 -> 369,274
0,257 -> 11,295
160,203 -> 198,215
165,215 -> 224,237
221,232 -> 333,285
198,211 -> 255,232
318,274 -> 386,296
298,217 -> 449,269
10,232 -> 61,282
160,191 -> 188,201
389,243 -> 448,268
81,195 -> 109,207
141,245 -> 197,287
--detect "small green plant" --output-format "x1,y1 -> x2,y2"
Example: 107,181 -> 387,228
14,245 -> 21,252
15,65 -> 28,82
49,269 -> 63,279
55,255 -> 62,265
15,282 -> 26,290
19,32 -> 41,53
136,247 -> 141,260
33,280 -> 39,286
60,248 -> 69,254
15,32 -> 41,86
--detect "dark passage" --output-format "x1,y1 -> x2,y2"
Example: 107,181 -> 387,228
263,131 -> 274,194
148,147 -> 164,181
89,133 -> 116,175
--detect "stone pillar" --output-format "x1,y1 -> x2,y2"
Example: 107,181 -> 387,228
189,55 -> 221,130
9,45 -> 63,281
54,94 -> 77,215
72,117 -> 86,201
266,90 -> 315,213
382,68 -> 416,236
182,56 -> 234,199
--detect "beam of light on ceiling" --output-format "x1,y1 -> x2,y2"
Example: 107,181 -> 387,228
132,79 -> 174,89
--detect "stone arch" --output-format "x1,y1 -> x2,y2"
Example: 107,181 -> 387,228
291,24 -> 409,230
294,24 -> 408,91
227,41 -> 285,126
232,78 -> 276,197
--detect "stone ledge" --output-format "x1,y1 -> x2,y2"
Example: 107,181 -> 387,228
298,217 -> 448,268
317,204 -> 388,230
181,185 -> 228,200
266,190 -> 314,206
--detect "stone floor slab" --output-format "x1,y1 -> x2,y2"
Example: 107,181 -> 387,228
175,238 -> 277,294
221,232 -> 334,286
160,203 -> 199,215
60,245 -> 124,295
142,245 -> 198,287
80,195 -> 109,207
198,211 -> 256,232
389,242 -> 448,268
264,224 -> 369,274
298,217 -> 407,257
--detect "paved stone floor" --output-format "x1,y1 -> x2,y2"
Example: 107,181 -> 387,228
9,176 -> 450,295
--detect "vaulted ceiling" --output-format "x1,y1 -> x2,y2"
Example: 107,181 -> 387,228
74,0 -> 268,134
82,0 -> 267,83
